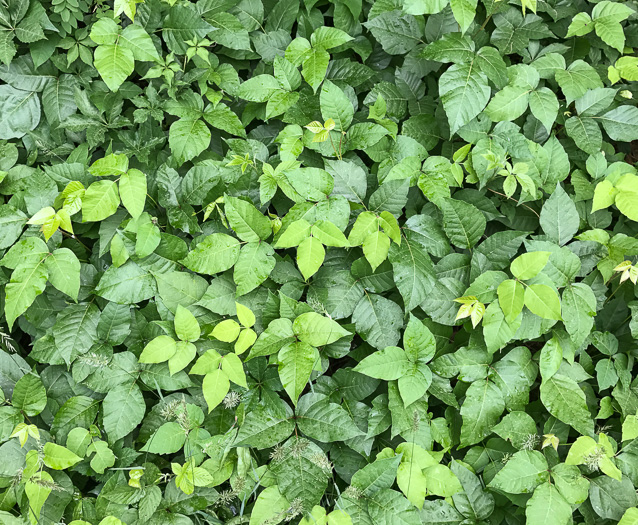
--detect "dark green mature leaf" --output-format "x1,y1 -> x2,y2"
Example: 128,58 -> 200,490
296,393 -> 363,442
103,382 -> 145,443
540,374 -> 595,437
488,450 -> 549,494
459,380 -> 505,447
440,63 -> 490,135
441,198 -> 486,249
0,84 -> 40,139
539,185 -> 579,246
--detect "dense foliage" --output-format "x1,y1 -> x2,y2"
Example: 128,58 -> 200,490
2,0 -> 638,523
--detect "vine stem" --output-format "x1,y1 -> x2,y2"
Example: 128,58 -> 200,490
328,133 -> 341,160
472,14 -> 492,38
487,188 -> 541,218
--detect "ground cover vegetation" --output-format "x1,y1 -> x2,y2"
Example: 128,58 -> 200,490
1,0 -> 638,523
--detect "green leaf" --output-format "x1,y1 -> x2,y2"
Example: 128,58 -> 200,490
12,373 -> 46,416
275,219 -> 312,248
25,472 -> 53,523
614,173 -> 638,222
388,237 -> 436,312
439,63 -> 490,135
488,450 -> 548,494
140,422 -> 186,454
423,464 -> 462,497
54,303 -> 101,365
82,180 -> 120,222
492,411 -> 538,449
524,284 -> 562,320
211,320 -> 241,343
397,454 -> 428,508
162,4 -> 214,54
450,460 -> 495,520
354,346 -> 411,381
364,12 -> 423,55
44,248 -> 80,300
238,75 -> 282,102
119,24 -> 159,61
551,463 -> 590,505
539,185 -> 579,246
525,483 -> 572,525
497,279 -> 525,323
286,168 -> 334,201
565,116 -> 602,156
119,169 -> 146,219
278,341 -> 315,405
566,13 -> 594,37
529,87 -> 558,131
459,380 -> 505,447
249,486 -> 290,525
450,0 -> 477,34
555,60 -> 603,105
204,103 -> 247,137
174,305 -> 200,342
89,18 -> 119,45
592,1 -> 633,52
0,205 -> 27,250
90,154 -> 129,177
302,48 -> 330,93
296,236 -> 325,280
134,225 -> 159,262
95,261 -> 157,304
94,44 -> 134,91
42,442 -> 82,470
103,383 -> 146,443
247,318 -> 295,360
270,436 -> 330,509
320,80 -> 354,132
234,242 -> 276,296
562,283 -> 597,347
202,369 -> 230,412
296,393 -> 363,442
619,508 -> 638,525
207,12 -> 251,51
510,251 -> 551,280
441,198 -> 486,249
181,233 -> 241,275
592,179 -> 617,213
367,489 -> 421,525
310,26 -> 353,50
311,220 -> 349,247
225,196 -> 272,242
485,85 -> 530,122
4,259 -> 48,330
235,401 -> 294,449
293,312 -> 350,346
398,369 -> 431,407
540,374 -> 595,437
539,337 -> 562,382
0,85 -> 40,139
363,230 -> 390,271
599,107 -> 638,142
221,352 -> 247,388
353,294 -> 403,350
169,119 -> 211,163
139,335 -> 177,364
236,303 -> 255,328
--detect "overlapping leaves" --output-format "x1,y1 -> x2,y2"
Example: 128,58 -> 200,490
1,0 -> 638,524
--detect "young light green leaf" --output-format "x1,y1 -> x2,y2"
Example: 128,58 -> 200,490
510,251 -> 551,280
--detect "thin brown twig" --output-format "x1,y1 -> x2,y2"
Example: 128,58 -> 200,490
487,188 -> 541,218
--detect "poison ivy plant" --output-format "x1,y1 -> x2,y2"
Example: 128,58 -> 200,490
1,0 -> 638,524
